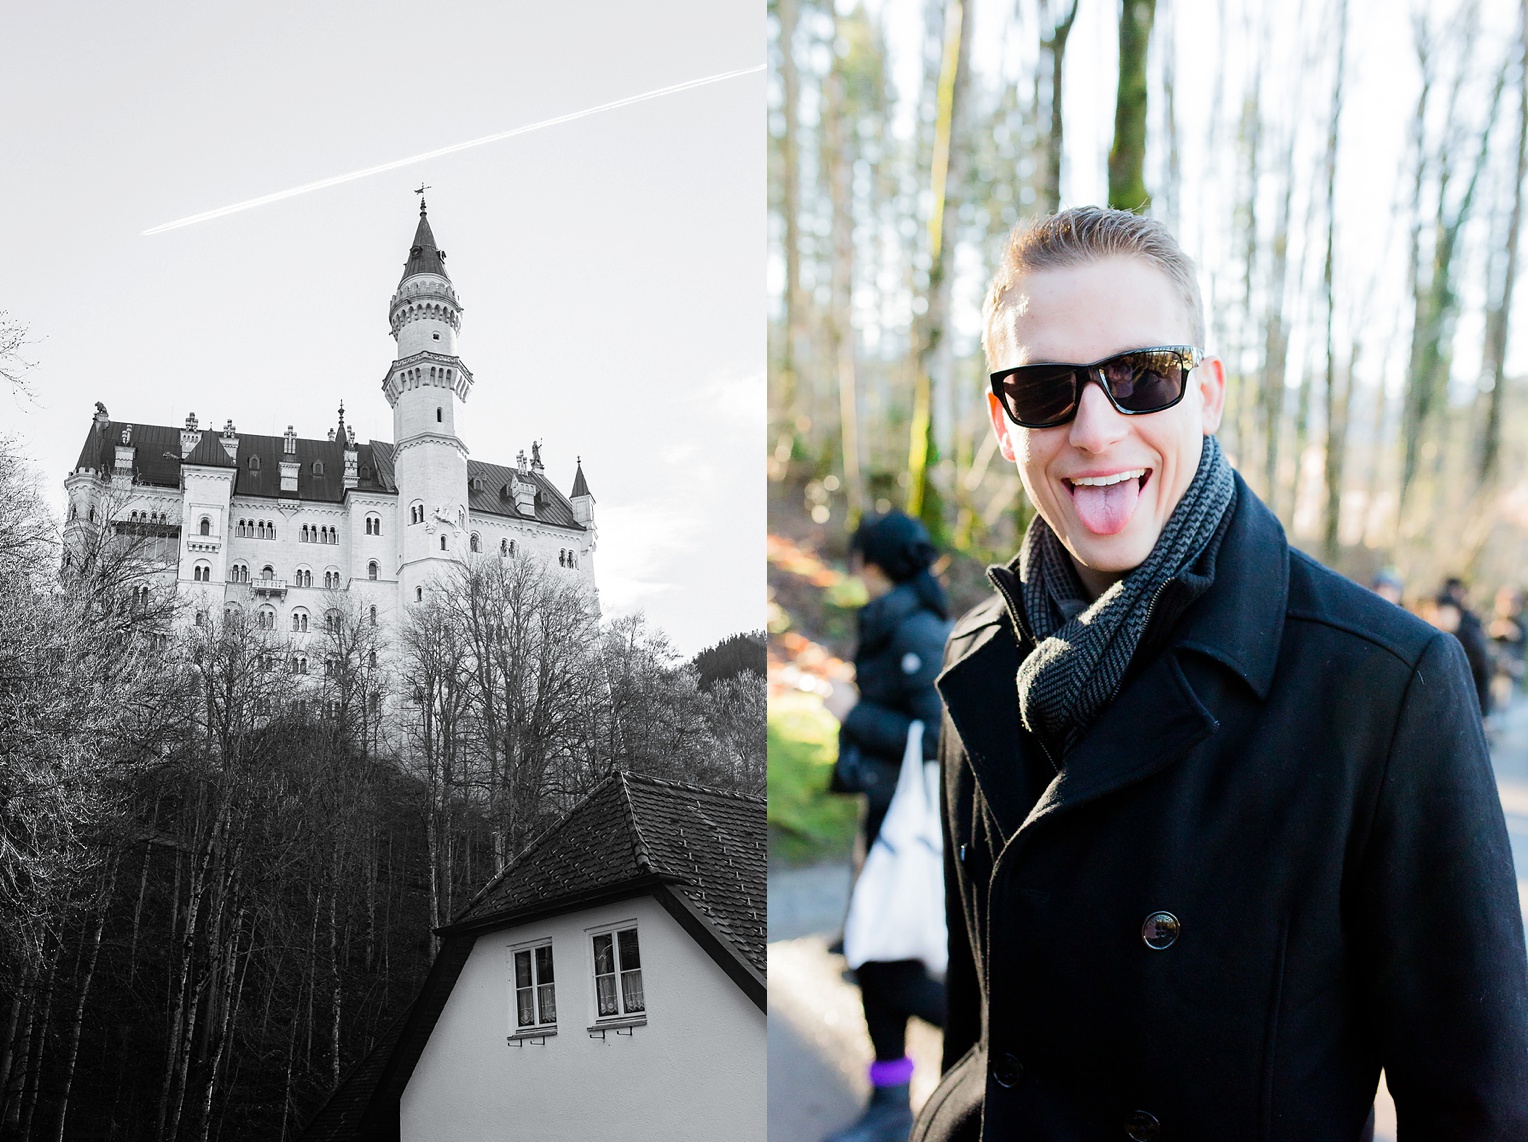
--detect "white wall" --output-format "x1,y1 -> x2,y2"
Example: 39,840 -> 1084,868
401,895 -> 764,1142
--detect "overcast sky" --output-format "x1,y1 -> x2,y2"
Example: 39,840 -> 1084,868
0,1 -> 762,657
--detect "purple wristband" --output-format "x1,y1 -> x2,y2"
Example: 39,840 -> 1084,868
869,1057 -> 915,1087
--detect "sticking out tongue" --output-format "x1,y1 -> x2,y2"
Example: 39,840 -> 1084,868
1070,477 -> 1141,535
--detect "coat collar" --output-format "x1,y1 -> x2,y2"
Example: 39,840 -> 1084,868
937,475 -> 1289,840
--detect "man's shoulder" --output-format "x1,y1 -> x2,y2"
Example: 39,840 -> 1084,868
948,593 -> 1007,644
1283,547 -> 1438,670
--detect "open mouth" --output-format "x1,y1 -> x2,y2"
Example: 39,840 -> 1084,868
1063,469 -> 1152,536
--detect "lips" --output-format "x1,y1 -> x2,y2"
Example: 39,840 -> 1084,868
1064,469 -> 1151,535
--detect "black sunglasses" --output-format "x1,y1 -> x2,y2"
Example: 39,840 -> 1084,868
989,345 -> 1204,429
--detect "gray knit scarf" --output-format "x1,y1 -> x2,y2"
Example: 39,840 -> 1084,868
1014,434 -> 1235,759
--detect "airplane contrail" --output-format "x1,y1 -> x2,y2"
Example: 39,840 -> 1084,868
143,64 -> 764,236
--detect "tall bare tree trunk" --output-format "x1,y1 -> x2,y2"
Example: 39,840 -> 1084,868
1040,0 -> 1080,214
1322,0 -> 1352,563
907,0 -> 971,533
773,0 -> 804,466
1480,0 -> 1528,485
1109,0 -> 1158,211
825,5 -> 864,526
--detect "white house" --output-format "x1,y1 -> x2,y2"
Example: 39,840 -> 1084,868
63,197 -> 596,647
298,773 -> 766,1141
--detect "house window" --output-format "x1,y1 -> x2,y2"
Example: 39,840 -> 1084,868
193,562 -> 211,582
199,518 -> 210,536
366,514 -> 380,535
368,561 -> 378,581
513,943 -> 557,1029
592,927 -> 644,1018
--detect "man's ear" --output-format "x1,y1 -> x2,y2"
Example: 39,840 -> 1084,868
1197,355 -> 1227,434
987,391 -> 1019,462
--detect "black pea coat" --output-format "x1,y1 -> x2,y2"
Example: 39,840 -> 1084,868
913,478 -> 1528,1142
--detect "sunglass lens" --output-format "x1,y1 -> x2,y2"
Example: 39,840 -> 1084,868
1105,351 -> 1186,412
1001,364 -> 1077,426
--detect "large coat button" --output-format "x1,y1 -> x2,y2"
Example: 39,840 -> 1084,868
1124,1109 -> 1161,1140
989,1052 -> 1024,1088
1141,911 -> 1180,950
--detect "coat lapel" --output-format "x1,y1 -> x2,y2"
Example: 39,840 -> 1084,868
937,618 -> 1033,841
1021,649 -> 1218,830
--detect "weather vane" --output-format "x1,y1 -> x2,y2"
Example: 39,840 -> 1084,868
415,182 -> 431,212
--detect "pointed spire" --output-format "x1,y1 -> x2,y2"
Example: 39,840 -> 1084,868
571,457 -> 591,499
400,194 -> 449,282
336,400 -> 346,441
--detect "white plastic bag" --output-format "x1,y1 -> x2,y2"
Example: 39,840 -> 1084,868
842,720 -> 947,975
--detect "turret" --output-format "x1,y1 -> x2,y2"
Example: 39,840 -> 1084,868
382,195 -> 473,603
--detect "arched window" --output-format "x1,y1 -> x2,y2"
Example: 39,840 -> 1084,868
369,605 -> 377,626
313,461 -> 324,475
437,407 -> 443,422
415,587 -> 424,602
500,538 -> 508,556
440,535 -> 447,551
199,517 -> 210,536
249,455 -> 260,472
269,523 -> 276,540
257,521 -> 266,540
326,611 -> 340,634
470,533 -> 480,553
301,525 -> 309,542
368,561 -> 378,580
258,607 -> 275,630
559,550 -> 566,567
193,562 -> 211,582
368,650 -> 377,668
261,565 -> 274,579
194,610 -> 206,627
366,514 -> 380,535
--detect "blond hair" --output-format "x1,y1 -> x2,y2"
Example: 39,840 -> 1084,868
982,206 -> 1206,360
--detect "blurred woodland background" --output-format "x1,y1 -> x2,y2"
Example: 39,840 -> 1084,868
768,0 -> 1528,595
766,0 -> 1528,862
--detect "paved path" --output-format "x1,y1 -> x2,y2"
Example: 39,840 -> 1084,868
768,697 -> 1528,1142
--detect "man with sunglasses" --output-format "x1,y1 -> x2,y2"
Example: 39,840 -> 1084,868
913,207 -> 1528,1142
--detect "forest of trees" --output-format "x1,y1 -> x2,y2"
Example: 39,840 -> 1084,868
769,0 -> 1528,597
0,423 -> 764,1139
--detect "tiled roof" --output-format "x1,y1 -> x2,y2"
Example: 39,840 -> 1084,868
182,431 -> 236,468
71,417 -> 584,529
400,207 -> 449,282
454,772 -> 766,974
465,459 -> 583,530
73,421 -> 185,488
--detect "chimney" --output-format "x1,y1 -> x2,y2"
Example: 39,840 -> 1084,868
114,425 -> 135,479
180,412 -> 201,457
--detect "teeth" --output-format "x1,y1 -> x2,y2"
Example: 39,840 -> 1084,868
1070,469 -> 1145,488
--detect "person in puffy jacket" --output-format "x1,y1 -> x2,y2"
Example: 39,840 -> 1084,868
823,510 -> 953,1142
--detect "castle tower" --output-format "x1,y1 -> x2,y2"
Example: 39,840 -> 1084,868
382,196 -> 476,602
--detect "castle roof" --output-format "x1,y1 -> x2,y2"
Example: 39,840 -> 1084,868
74,416 -> 588,531
571,458 -> 591,499
400,204 -> 449,282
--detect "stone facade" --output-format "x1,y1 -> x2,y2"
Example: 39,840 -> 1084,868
63,202 -> 596,644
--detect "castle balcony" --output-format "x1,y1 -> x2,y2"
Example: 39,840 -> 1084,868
250,577 -> 288,598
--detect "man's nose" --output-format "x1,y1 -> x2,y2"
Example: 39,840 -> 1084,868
1067,374 -> 1128,453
